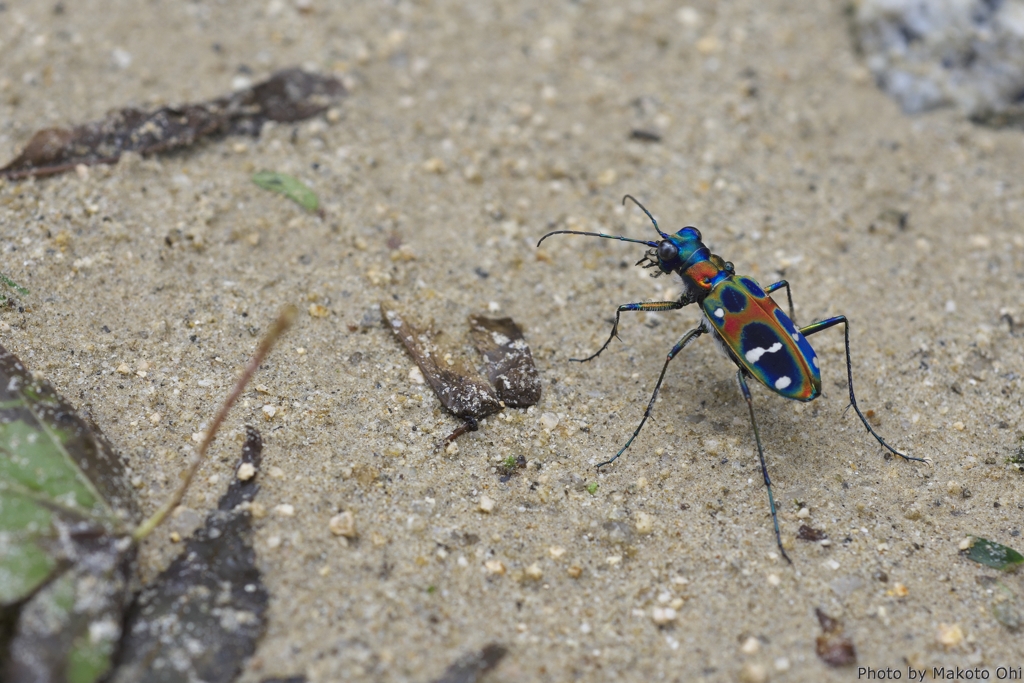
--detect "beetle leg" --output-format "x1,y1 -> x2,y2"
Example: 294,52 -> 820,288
764,280 -> 796,323
736,369 -> 791,564
800,315 -> 930,465
596,325 -> 704,469
573,298 -> 689,363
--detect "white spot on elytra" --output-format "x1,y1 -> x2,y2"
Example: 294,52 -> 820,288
745,342 -> 782,363
775,376 -> 792,390
714,308 -> 724,318
791,331 -> 801,342
812,356 -> 819,368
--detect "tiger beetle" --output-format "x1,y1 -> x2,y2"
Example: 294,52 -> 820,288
537,195 -> 930,563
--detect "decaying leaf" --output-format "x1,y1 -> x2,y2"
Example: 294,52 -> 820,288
111,426 -> 268,682
429,643 -> 507,683
0,342 -> 140,683
380,302 -> 502,421
814,607 -> 856,667
0,309 -> 292,682
0,69 -> 344,180
252,171 -> 320,213
468,315 -> 541,408
962,536 -> 1024,572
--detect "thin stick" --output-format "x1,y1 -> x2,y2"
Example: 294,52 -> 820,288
133,305 -> 296,541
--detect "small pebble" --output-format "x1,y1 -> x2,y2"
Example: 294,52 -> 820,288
268,466 -> 285,479
422,157 -> 445,173
774,657 -> 790,672
606,555 -> 622,566
959,536 -> 974,550
149,412 -> 162,425
274,504 -> 295,517
540,412 -> 559,430
797,507 -> 810,519
524,563 -> 543,580
329,511 -> 358,538
262,404 -> 277,419
767,573 -> 781,587
478,495 -> 496,513
484,560 -> 506,575
741,636 -> 760,655
308,303 -> 329,318
549,546 -> 566,559
408,367 -> 425,384
236,463 -> 256,481
635,511 -> 655,535
567,565 -> 582,579
937,623 -> 964,649
651,607 -> 677,625
116,363 -> 131,375
266,535 -> 282,549
888,582 -> 909,598
738,662 -> 768,683
169,531 -> 181,543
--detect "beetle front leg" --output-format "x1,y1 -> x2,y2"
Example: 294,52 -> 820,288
573,298 -> 689,363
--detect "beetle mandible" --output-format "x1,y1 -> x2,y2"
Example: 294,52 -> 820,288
537,195 -> 930,562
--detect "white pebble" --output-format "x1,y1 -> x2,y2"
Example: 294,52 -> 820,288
329,511 -> 358,538
540,412 -> 560,430
797,507 -> 810,519
651,607 -> 677,625
478,495 -> 496,513
262,404 -> 277,418
740,636 -> 760,655
635,511 -> 655,535
236,463 -> 256,481
274,504 -> 295,517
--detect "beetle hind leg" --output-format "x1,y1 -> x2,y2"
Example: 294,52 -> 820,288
736,370 -> 791,564
800,315 -> 931,465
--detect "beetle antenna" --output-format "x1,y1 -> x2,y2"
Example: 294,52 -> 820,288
622,194 -> 671,239
536,230 -> 659,248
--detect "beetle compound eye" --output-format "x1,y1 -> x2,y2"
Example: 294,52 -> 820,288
657,241 -> 678,263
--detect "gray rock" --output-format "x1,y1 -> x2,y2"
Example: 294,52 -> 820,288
852,0 -> 1024,125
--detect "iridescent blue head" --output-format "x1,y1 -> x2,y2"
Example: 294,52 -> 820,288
536,195 -> 711,278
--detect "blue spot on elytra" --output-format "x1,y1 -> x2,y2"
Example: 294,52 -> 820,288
721,286 -> 746,313
740,277 -> 765,298
741,322 -> 801,394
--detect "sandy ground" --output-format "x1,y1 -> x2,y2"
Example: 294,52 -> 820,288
3,1 -> 1024,681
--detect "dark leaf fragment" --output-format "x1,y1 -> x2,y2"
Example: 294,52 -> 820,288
111,426 -> 269,683
814,607 -> 856,667
429,643 -> 507,683
1,68 -> 344,180
797,524 -> 827,542
381,303 -> 501,420
467,315 -> 541,408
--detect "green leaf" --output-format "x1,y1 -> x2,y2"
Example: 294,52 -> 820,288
0,272 -> 29,297
252,171 -> 320,212
964,536 -> 1024,571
